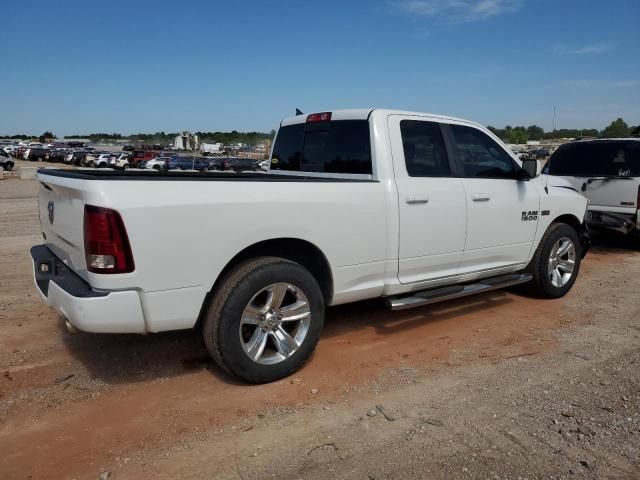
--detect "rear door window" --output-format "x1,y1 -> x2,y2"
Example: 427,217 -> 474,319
271,120 -> 372,174
399,120 -> 450,177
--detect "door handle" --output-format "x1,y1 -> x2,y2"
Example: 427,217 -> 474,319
405,195 -> 429,205
471,193 -> 491,202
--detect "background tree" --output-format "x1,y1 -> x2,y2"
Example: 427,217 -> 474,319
508,129 -> 528,144
526,125 -> 544,140
601,118 -> 630,138
40,131 -> 56,141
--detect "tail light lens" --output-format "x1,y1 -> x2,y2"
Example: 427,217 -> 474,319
84,205 -> 134,274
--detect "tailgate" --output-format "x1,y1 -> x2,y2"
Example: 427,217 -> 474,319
580,176 -> 639,213
38,174 -> 88,278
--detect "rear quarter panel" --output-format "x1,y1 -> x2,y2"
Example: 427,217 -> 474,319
83,179 -> 391,304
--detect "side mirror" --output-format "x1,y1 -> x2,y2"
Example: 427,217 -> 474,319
520,158 -> 538,179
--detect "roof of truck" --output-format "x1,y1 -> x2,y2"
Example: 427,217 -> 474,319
280,108 -> 484,129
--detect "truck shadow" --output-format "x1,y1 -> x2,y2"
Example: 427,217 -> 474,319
61,290 -> 513,385
589,233 -> 640,254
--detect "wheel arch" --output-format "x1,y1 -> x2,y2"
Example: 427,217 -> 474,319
196,238 -> 334,329
551,213 -> 582,233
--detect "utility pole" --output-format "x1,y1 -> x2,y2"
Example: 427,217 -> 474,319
552,105 -> 557,134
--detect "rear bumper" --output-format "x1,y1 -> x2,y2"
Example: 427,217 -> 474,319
30,245 -> 146,333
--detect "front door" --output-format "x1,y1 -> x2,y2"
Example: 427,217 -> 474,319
444,123 -> 540,274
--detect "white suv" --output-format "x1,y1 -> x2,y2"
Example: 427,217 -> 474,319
545,139 -> 640,236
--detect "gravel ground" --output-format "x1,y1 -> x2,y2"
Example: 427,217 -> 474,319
0,172 -> 639,480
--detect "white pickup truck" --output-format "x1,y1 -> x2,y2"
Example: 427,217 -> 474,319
31,109 -> 590,383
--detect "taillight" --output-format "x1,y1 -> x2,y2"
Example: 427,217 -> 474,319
83,205 -> 134,274
306,112 -> 332,123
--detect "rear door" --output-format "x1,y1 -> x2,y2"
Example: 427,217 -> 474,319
388,116 -> 467,284
549,141 -> 640,214
445,123 -> 540,274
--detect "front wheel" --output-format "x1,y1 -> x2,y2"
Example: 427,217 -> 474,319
203,257 -> 325,383
3,162 -> 13,171
523,223 -> 582,298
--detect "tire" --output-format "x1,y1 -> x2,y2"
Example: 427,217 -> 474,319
203,257 -> 325,383
153,165 -> 161,171
522,223 -> 582,298
3,162 -> 13,171
202,167 -> 209,173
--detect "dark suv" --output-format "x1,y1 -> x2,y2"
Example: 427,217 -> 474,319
223,157 -> 260,172
167,156 -> 213,172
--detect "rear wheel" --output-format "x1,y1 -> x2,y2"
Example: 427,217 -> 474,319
523,223 -> 582,298
203,257 -> 324,383
3,162 -> 13,171
153,165 -> 161,171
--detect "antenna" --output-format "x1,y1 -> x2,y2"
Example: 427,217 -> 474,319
295,108 -> 304,116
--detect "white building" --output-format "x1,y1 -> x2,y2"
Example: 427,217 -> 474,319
174,132 -> 199,151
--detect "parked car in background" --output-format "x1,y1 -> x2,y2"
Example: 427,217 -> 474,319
94,154 -> 114,168
110,154 -> 131,169
24,147 -> 50,161
64,151 -> 87,166
204,157 -> 226,170
544,139 -> 640,236
48,149 -> 68,163
223,157 -> 260,172
0,150 -> 14,171
122,145 -> 135,151
31,108 -> 590,383
166,156 -> 212,172
130,150 -> 157,167
534,148 -> 550,159
143,157 -> 168,171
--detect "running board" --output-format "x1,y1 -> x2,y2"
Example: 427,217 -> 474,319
387,273 -> 533,311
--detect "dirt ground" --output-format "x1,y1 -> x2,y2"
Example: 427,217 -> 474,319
1,168 -> 639,480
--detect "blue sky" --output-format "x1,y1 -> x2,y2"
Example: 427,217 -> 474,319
1,0 -> 638,136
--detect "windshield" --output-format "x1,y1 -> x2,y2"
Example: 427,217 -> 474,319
547,141 -> 640,177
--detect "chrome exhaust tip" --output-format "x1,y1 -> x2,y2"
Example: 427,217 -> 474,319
64,318 -> 79,334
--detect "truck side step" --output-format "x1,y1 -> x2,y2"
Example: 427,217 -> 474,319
387,273 -> 533,311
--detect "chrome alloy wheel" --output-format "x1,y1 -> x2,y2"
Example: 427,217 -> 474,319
239,283 -> 311,365
547,237 -> 576,288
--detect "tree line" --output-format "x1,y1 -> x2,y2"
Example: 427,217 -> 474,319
2,119 -> 637,144
488,118 -> 637,144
